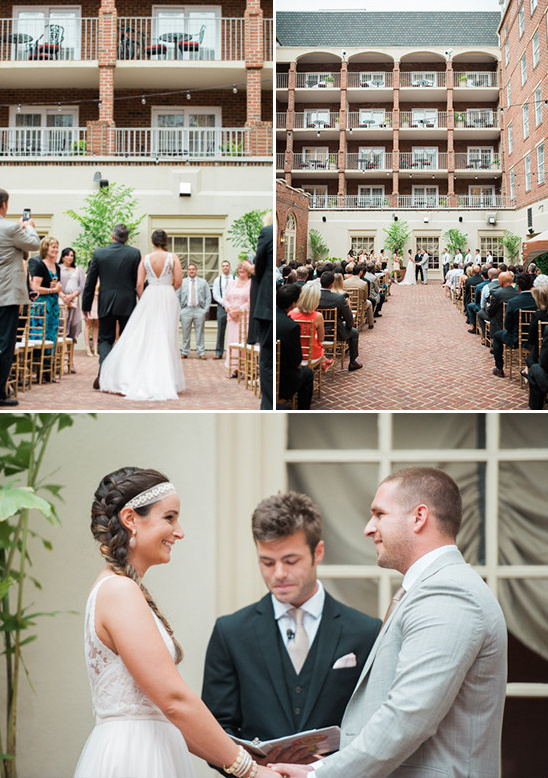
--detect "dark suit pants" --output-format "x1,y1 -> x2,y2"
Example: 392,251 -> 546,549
0,305 -> 19,399
466,302 -> 479,326
342,327 -> 359,362
443,263 -> 450,282
98,314 -> 131,367
528,363 -> 548,409
477,309 -> 489,336
215,307 -> 227,356
492,329 -> 516,370
258,320 -> 273,410
415,264 -> 424,282
295,365 -> 314,409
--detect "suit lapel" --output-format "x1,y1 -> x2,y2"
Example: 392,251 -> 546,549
254,595 -> 295,731
299,593 -> 342,729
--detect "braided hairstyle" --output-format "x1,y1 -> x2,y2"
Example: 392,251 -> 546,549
91,466 -> 183,664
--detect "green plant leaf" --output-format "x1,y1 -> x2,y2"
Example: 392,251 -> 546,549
0,487 -> 54,522
0,576 -> 14,599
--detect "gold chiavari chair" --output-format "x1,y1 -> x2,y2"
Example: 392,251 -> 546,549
297,319 -> 322,401
320,307 -> 348,376
227,308 -> 249,383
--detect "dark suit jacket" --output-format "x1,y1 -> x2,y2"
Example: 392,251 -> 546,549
503,291 -> 537,341
253,224 -> 273,323
82,241 -> 141,318
202,591 -> 381,743
318,289 -> 354,341
464,274 -> 483,307
487,285 -> 518,333
276,306 -> 302,397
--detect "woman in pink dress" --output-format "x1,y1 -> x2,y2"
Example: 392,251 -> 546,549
224,262 -> 252,376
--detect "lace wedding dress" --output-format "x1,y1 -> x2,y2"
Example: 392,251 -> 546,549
400,258 -> 417,286
74,576 -> 195,778
99,254 -> 185,401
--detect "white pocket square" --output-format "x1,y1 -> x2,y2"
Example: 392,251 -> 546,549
332,652 -> 357,669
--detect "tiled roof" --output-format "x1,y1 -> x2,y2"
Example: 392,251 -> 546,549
276,12 -> 501,47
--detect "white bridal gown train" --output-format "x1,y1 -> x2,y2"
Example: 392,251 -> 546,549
400,259 -> 417,285
74,576 -> 196,778
99,253 -> 185,401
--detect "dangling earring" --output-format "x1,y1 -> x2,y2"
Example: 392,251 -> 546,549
129,528 -> 137,549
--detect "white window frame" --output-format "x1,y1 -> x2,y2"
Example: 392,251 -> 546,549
519,3 -> 525,36
357,185 -> 385,208
8,104 -> 79,155
532,30 -> 540,68
359,72 -> 385,88
523,104 -> 530,139
468,185 -> 495,207
412,147 -> 438,168
537,143 -> 545,185
304,109 -> 331,128
152,5 -> 221,59
358,147 -> 385,169
151,106 -> 221,156
525,154 -> 532,191
412,185 -> 438,207
510,168 -> 516,200
411,108 -> 438,127
302,185 -> 328,208
467,147 -> 494,167
284,213 -> 296,263
506,81 -> 511,109
13,5 -> 82,59
521,52 -> 527,85
466,109 -> 494,128
530,0 -> 537,13
410,71 -> 437,87
358,109 -> 386,128
302,146 -> 329,165
508,123 -> 513,155
534,85 -> 543,126
505,39 -> 510,65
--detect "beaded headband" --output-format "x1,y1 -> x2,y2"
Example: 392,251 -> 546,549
124,482 -> 177,510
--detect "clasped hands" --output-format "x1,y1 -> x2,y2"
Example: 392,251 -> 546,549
257,741 -> 320,777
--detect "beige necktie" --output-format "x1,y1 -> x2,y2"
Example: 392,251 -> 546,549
381,586 -> 406,628
287,607 -> 309,674
190,279 -> 196,307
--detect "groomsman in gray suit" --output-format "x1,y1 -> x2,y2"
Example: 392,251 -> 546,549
272,467 -> 507,778
177,263 -> 211,359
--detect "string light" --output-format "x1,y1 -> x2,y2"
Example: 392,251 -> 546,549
232,83 -> 237,94
141,96 -> 146,105
186,91 -> 191,100
17,104 -> 21,112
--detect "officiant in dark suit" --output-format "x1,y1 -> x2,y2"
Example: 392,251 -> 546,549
82,224 -> 141,388
202,491 -> 381,769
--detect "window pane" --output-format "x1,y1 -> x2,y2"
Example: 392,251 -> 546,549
502,697 -> 548,778
392,413 -> 483,449
287,413 -> 378,449
498,461 -> 548,566
499,415 -> 548,447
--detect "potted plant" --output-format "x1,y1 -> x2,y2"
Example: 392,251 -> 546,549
324,74 -> 334,86
458,73 -> 468,85
455,112 -> 465,128
328,155 -> 337,169
491,158 -> 500,168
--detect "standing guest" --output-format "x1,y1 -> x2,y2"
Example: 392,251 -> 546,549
271,467 -> 507,778
249,218 -> 274,410
379,248 -> 387,270
347,248 -> 355,263
464,248 -> 472,264
74,467 -> 278,778
212,260 -> 233,360
202,492 -> 381,764
224,263 -> 252,377
82,224 -> 141,389
492,273 -> 537,378
486,249 -> 493,263
59,247 -> 85,346
392,252 -> 401,283
454,248 -> 463,266
276,284 -> 313,409
441,247 -> 451,282
29,236 -> 63,382
289,283 -> 333,372
177,263 -> 212,360
0,188 -> 41,406
474,249 -> 481,263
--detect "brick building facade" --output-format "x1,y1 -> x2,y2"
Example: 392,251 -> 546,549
276,179 -> 309,265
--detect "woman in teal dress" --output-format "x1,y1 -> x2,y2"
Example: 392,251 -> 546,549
30,237 -> 62,381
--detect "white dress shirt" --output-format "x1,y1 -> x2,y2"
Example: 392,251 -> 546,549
212,273 -> 232,307
271,580 -> 325,649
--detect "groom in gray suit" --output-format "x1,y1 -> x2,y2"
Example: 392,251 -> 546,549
177,263 -> 212,359
272,467 -> 507,778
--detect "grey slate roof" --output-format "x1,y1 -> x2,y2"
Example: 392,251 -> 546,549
277,12 -> 501,48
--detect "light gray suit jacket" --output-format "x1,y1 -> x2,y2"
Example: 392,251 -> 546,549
177,276 -> 212,312
317,547 -> 507,778
0,218 -> 41,307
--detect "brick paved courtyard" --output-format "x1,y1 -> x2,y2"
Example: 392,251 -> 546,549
310,282 -> 530,411
8,351 -> 261,411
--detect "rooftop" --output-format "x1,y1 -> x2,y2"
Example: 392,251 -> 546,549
276,11 -> 501,48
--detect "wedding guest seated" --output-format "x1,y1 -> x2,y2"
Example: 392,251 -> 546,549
295,265 -> 309,287
281,265 -> 294,284
343,263 -> 374,328
276,284 -> 313,409
463,265 -> 483,309
288,283 -> 333,372
527,294 -> 548,409
492,273 -> 537,378
332,270 -> 347,296
364,262 -> 384,317
522,277 -> 548,384
318,272 -> 362,372
466,266 -> 490,328
481,271 -> 517,338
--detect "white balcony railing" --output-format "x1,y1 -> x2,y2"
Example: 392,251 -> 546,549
347,72 -> 393,89
400,112 -> 448,129
454,153 -> 500,170
0,127 -> 269,158
0,17 -> 98,60
295,72 -> 341,89
399,152 -> 448,169
307,195 -> 515,210
346,153 -> 393,170
347,112 -> 393,129
400,72 -> 446,88
117,16 -> 245,61
276,112 -> 287,129
277,73 -> 289,89
292,153 -> 337,170
454,111 -> 499,129
293,113 -> 340,129
276,153 -> 285,169
453,72 -> 498,88
0,127 -> 88,156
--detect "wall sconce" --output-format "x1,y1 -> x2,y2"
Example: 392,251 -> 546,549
488,216 -> 496,225
458,216 -> 463,222
322,216 -> 327,223
423,216 -> 429,223
393,214 -> 398,221
93,171 -> 102,182
280,230 -> 285,244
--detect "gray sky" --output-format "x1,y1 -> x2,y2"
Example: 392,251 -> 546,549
277,0 -> 502,11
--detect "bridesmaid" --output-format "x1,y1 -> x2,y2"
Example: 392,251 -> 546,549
30,236 -> 62,381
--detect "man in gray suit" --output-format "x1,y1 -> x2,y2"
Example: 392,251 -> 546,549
177,263 -> 212,359
272,467 -> 507,778
0,188 -> 41,406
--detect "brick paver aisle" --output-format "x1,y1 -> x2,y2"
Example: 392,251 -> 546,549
8,352 -> 260,411
313,283 -> 530,410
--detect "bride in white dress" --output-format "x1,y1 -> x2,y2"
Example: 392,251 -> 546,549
74,467 -> 279,778
400,249 -> 417,286
99,230 -> 185,401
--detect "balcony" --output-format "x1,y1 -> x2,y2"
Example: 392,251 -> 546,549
292,153 -> 339,174
400,112 -> 448,138
0,17 -> 98,61
295,72 -> 341,89
399,153 -> 448,171
0,126 -> 271,160
347,112 -> 393,137
276,153 -> 285,169
292,113 -> 340,135
347,72 -> 394,89
277,72 -> 289,89
346,153 -> 393,172
307,194 -> 514,210
400,72 -> 446,88
453,72 -> 498,88
454,153 -> 501,175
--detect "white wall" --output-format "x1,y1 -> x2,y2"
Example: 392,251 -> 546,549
12,412 -> 280,778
